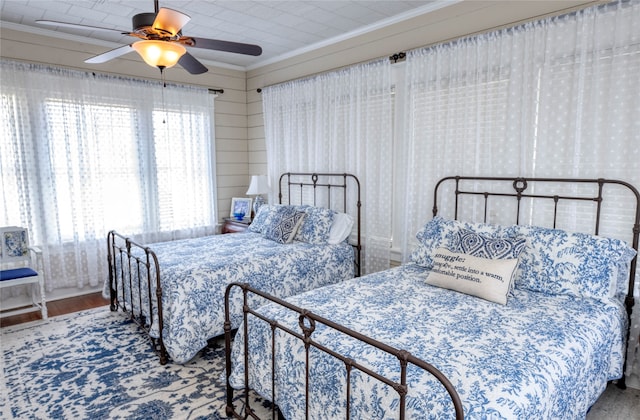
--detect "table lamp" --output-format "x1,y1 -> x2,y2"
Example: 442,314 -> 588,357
246,175 -> 269,216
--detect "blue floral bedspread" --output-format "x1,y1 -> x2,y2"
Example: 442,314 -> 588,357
228,263 -> 627,419
108,232 -> 354,363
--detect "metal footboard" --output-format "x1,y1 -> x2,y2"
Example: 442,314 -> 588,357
224,282 -> 464,420
107,230 -> 168,364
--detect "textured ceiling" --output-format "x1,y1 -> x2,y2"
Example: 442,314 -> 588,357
0,0 -> 450,70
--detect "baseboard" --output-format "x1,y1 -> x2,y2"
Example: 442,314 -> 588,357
625,373 -> 640,390
1,285 -> 103,311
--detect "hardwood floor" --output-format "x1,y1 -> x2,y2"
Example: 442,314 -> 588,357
0,292 -> 109,328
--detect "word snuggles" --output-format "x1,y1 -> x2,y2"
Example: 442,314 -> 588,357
433,252 -> 466,263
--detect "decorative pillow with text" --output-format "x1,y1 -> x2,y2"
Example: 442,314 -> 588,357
426,247 -> 519,305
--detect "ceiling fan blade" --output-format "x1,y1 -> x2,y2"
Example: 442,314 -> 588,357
178,52 -> 208,75
153,8 -> 190,36
85,45 -> 133,64
189,37 -> 262,56
36,20 -> 128,35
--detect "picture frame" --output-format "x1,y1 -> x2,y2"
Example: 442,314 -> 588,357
230,197 -> 252,219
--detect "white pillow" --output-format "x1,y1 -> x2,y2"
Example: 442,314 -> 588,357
426,247 -> 519,305
327,212 -> 354,244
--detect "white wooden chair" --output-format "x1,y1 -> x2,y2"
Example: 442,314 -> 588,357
0,226 -> 48,319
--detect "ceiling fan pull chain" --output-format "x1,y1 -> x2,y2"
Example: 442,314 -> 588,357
159,66 -> 167,124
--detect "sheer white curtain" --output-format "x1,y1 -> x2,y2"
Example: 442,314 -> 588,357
262,59 -> 393,274
399,1 -> 640,384
1,60 -> 216,296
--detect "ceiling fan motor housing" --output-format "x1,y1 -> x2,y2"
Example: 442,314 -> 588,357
132,13 -> 156,31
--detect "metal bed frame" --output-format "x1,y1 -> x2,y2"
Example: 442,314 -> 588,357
279,172 -> 362,277
224,175 -> 639,419
434,176 -> 639,388
106,172 -> 362,365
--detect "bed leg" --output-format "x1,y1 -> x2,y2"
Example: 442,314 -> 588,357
616,375 -> 627,390
109,279 -> 118,311
107,231 -> 118,312
224,320 -> 236,417
109,288 -> 117,312
159,350 -> 168,365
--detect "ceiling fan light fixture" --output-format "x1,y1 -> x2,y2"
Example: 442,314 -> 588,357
132,40 -> 186,68
37,1 -> 261,75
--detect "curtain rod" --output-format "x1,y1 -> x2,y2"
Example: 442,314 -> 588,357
253,2 -> 609,94
255,51 -> 406,92
209,88 -> 224,94
389,52 -> 406,63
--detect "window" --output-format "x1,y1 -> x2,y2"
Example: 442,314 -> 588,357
0,60 -> 215,290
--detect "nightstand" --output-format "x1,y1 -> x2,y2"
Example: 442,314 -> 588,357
222,217 -> 251,234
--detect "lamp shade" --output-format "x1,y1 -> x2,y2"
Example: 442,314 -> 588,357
132,40 -> 186,68
246,175 -> 269,195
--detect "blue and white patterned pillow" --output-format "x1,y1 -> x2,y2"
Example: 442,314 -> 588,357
3,229 -> 28,257
248,204 -> 274,234
513,225 -> 636,301
263,206 -> 306,244
410,216 -> 636,302
614,256 -> 636,301
411,216 -> 516,268
294,205 -> 336,244
449,229 -> 526,260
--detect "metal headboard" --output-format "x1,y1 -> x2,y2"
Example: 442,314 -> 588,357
279,172 -> 362,277
433,175 -> 640,388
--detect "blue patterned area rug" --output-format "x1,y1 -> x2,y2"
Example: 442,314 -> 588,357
1,307 -> 270,419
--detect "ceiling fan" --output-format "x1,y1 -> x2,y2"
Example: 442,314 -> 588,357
36,0 -> 262,74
